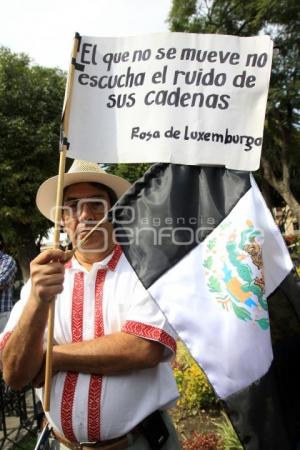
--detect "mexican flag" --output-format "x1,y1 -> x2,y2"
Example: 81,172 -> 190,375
110,163 -> 300,450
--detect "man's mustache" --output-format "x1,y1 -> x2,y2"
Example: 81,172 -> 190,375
75,226 -> 105,238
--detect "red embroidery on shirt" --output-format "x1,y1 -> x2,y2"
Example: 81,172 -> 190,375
61,272 -> 84,442
86,246 -> 122,441
60,372 -> 78,442
107,245 -> 122,271
0,331 -> 13,351
94,270 -> 106,338
87,269 -> 106,441
72,273 -> 84,343
122,321 -> 177,353
88,375 -> 103,441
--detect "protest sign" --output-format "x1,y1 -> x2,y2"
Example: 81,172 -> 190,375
66,32 -> 273,170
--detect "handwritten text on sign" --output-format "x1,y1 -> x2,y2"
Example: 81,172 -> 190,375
67,33 -> 273,170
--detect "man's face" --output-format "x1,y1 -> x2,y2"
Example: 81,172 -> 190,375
62,182 -> 113,252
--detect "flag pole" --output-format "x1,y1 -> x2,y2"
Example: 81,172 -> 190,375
43,33 -> 81,412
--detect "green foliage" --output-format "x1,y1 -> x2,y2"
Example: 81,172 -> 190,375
213,411 -> 243,450
105,163 -> 151,184
167,0 -> 198,33
173,342 -> 217,413
0,47 -> 66,278
285,236 -> 300,264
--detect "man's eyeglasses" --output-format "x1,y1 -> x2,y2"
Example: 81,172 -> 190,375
63,198 -> 109,217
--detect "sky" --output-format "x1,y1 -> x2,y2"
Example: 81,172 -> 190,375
0,0 -> 172,70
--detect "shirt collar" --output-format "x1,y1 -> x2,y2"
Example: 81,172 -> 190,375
65,245 -> 122,272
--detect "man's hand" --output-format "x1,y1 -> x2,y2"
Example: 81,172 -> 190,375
30,249 -> 66,303
2,250 -> 65,390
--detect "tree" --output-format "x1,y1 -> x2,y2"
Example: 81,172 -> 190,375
168,0 -> 300,223
105,163 -> 151,184
0,48 -> 66,280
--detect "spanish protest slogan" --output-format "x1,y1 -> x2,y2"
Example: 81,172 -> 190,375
66,32 -> 273,170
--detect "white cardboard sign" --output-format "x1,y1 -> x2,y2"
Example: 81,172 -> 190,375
66,32 -> 273,170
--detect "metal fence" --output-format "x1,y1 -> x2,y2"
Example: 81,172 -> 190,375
0,377 -> 40,449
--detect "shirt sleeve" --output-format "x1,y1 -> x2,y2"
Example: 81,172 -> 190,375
121,273 -> 178,360
0,255 -> 17,286
0,280 -> 31,363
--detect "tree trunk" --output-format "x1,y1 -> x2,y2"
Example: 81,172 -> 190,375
285,197 -> 300,230
260,178 -> 275,214
261,156 -> 300,229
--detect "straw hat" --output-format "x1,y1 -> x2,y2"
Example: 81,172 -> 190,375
36,159 -> 131,221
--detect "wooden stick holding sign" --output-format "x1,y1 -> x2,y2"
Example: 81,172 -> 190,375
43,33 -> 81,411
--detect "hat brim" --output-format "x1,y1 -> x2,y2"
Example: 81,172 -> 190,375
36,171 -> 131,221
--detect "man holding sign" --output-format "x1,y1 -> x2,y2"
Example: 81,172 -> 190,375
0,160 -> 181,450
1,30 -> 296,450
